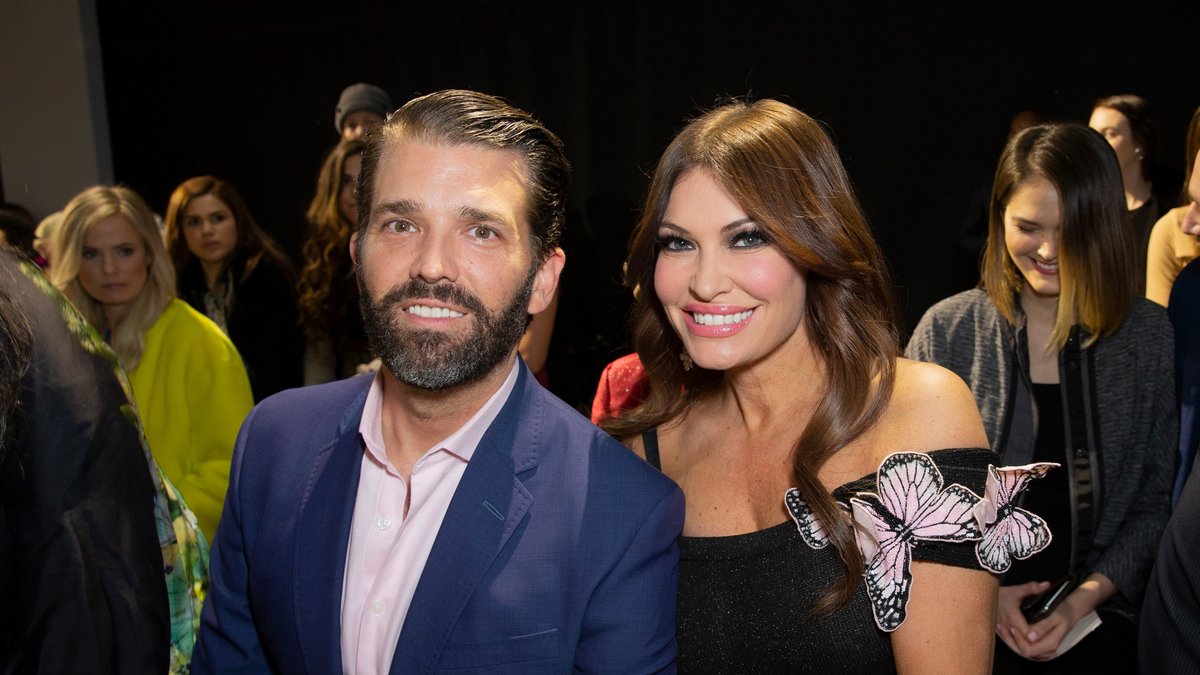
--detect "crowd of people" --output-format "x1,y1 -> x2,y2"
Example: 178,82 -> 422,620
2,84 -> 1200,673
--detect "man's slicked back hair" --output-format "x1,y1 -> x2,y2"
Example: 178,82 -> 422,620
356,89 -> 571,260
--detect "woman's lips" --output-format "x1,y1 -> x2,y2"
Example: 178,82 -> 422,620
681,306 -> 756,337
1032,258 -> 1058,275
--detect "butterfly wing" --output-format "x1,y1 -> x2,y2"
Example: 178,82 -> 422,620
872,452 -> 982,542
874,452 -> 944,524
851,495 -> 912,632
992,462 -> 1059,506
785,487 -> 830,550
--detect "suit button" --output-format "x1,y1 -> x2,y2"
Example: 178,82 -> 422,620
1075,448 -> 1087,458
371,600 -> 385,615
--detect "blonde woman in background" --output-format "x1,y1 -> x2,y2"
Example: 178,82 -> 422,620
50,185 -> 253,539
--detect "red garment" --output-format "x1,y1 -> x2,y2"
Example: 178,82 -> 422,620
590,353 -> 649,424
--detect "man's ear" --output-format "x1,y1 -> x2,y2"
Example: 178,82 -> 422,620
349,231 -> 360,267
528,247 -> 565,315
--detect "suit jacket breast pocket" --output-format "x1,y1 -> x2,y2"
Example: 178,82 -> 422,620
437,628 -> 560,672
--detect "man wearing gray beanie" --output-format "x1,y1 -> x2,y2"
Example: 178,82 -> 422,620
335,83 -> 394,141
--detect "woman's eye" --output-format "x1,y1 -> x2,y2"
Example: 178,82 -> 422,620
81,249 -> 97,259
118,247 -> 136,257
656,235 -> 693,252
731,230 -> 768,248
184,217 -> 200,228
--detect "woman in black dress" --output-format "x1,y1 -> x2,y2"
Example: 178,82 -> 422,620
164,175 -> 303,401
603,100 -> 1045,673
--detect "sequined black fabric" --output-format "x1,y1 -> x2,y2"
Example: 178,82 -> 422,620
673,446 -> 998,674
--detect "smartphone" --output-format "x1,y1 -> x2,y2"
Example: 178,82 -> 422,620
1020,574 -> 1077,624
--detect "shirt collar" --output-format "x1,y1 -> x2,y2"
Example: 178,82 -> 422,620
358,358 -> 521,471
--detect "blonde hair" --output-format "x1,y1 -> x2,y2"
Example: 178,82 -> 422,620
34,210 -> 64,265
50,186 -> 175,369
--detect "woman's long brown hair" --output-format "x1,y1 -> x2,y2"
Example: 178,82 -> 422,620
297,138 -> 363,339
602,99 -> 900,614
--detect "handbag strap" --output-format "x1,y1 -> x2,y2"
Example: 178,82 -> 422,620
1062,327 -> 1096,576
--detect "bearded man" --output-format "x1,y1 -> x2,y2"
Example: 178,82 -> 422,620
193,90 -> 684,674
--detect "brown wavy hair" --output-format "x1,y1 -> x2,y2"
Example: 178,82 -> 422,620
981,123 -> 1136,351
602,99 -> 900,614
163,176 -> 292,290
297,139 -> 363,339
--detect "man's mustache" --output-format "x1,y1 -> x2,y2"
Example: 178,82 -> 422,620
375,279 -> 487,316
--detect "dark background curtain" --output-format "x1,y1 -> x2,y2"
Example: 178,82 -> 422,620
96,1 -> 1196,410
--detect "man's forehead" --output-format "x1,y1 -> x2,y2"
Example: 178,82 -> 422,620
371,138 -> 532,226
380,136 -> 527,170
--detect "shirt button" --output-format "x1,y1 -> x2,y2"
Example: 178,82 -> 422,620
377,517 -> 392,531
371,600 -> 385,615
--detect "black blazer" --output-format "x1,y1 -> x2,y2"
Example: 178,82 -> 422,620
0,250 -> 168,672
179,253 -> 304,402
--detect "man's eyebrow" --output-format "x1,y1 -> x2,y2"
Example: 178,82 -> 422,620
372,199 -> 422,219
460,205 -> 514,228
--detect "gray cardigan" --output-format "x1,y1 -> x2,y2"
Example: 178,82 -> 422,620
905,289 -> 1176,605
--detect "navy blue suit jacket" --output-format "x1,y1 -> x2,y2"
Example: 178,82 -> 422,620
192,362 -> 683,673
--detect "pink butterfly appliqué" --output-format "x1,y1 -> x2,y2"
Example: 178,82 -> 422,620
849,452 -> 983,632
972,462 -> 1058,573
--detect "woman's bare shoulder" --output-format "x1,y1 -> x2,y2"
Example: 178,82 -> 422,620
880,358 -> 989,452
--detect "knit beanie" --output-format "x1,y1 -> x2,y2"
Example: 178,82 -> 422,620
334,83 -> 394,132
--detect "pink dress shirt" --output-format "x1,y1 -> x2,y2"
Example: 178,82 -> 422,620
340,360 -> 519,674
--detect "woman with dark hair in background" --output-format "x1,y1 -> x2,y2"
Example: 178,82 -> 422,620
163,176 -> 303,401
1145,104 -> 1200,306
1089,94 -> 1166,290
604,99 -> 1034,673
297,138 -> 371,383
908,123 -> 1175,672
50,185 -> 253,540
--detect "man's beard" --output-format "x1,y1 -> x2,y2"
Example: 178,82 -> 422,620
358,267 -> 536,391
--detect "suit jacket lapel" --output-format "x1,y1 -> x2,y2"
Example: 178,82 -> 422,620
389,364 -> 540,675
294,384 -> 368,673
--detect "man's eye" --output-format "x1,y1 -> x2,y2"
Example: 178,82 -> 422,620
382,219 -> 415,233
471,226 -> 496,240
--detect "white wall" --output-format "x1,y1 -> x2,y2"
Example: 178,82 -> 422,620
0,0 -> 112,219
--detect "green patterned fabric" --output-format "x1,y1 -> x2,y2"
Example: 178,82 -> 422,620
19,260 -> 210,673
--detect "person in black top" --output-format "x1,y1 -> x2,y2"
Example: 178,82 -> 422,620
163,176 -> 303,401
0,245 -> 168,671
603,99 -> 1009,674
1089,95 -> 1168,292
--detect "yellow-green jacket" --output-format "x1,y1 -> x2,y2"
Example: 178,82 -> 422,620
131,298 -> 253,539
